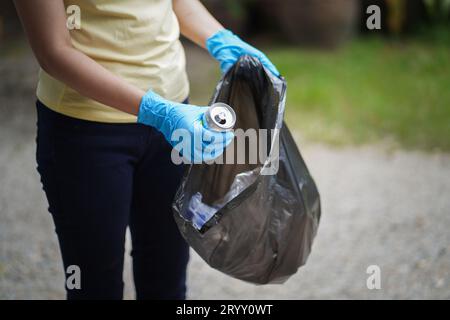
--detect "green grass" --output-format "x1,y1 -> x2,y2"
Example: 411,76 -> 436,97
268,37 -> 450,151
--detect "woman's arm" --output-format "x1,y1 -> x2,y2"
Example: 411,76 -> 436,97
172,0 -> 224,48
14,0 -> 144,115
173,0 -> 279,76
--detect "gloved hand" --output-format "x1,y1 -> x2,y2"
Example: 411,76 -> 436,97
206,29 -> 280,77
137,90 -> 234,163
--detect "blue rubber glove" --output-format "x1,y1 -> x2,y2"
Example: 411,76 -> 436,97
137,90 -> 234,163
206,29 -> 280,77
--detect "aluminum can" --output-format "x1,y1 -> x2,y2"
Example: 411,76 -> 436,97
203,102 -> 236,132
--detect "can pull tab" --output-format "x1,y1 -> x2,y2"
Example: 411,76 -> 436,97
215,112 -> 228,125
204,103 -> 236,132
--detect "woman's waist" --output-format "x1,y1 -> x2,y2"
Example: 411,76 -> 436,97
36,68 -> 190,124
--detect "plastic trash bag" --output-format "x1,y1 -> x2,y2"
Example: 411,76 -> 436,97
172,55 -> 321,284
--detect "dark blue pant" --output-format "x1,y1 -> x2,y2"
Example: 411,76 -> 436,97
35,100 -> 189,300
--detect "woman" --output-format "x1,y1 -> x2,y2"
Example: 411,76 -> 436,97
14,0 -> 279,300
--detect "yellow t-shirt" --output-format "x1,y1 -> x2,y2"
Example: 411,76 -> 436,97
37,0 -> 189,123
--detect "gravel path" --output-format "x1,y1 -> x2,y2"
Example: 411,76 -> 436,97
1,47 -> 449,300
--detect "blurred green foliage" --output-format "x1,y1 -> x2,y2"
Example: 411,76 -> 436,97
269,31 -> 450,150
423,0 -> 450,20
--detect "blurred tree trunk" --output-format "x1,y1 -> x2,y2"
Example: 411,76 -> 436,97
385,0 -> 428,34
404,0 -> 429,32
0,1 -> 22,41
268,0 -> 360,47
202,0 -> 247,35
386,0 -> 407,35
203,0 -> 360,46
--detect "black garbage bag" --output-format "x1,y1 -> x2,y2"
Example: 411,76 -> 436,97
172,56 -> 321,284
